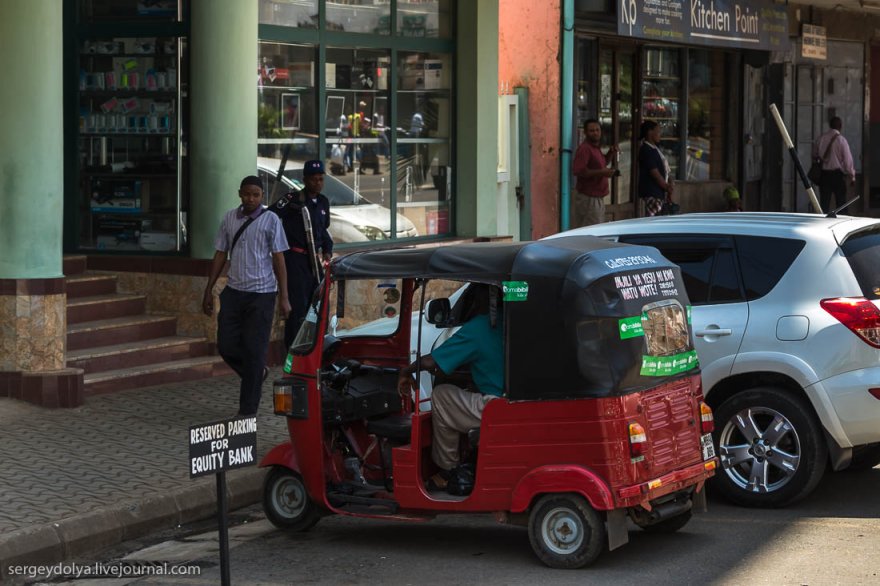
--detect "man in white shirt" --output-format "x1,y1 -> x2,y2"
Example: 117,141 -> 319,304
813,117 -> 856,212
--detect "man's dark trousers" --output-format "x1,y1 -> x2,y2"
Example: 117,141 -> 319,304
820,169 -> 847,212
217,287 -> 276,415
283,250 -> 318,349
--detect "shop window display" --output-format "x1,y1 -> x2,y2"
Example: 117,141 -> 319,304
641,47 -> 681,178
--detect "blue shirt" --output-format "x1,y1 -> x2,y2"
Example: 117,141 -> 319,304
432,314 -> 504,397
213,205 -> 289,293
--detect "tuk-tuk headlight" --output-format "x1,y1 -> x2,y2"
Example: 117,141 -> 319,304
273,377 -> 309,419
273,381 -> 293,416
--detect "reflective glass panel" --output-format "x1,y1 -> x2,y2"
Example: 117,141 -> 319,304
327,0 -> 390,35
259,0 -> 318,28
324,48 -> 393,243
397,0 -> 453,38
396,143 -> 449,237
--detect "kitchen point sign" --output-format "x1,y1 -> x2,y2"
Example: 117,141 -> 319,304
618,0 -> 789,51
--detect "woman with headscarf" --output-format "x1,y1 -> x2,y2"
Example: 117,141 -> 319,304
638,120 -> 674,216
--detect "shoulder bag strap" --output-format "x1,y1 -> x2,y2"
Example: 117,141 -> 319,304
821,133 -> 839,163
229,217 -> 255,257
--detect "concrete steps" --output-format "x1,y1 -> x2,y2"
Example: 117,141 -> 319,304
64,255 -> 231,397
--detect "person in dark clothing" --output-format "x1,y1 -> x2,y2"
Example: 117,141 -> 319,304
813,116 -> 856,212
638,120 -> 674,216
203,175 -> 290,415
267,160 -> 333,349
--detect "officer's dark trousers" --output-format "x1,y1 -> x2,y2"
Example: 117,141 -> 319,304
820,169 -> 847,212
217,287 -> 276,415
284,250 -> 318,349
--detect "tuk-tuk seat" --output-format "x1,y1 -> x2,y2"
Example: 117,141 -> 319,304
366,414 -> 412,444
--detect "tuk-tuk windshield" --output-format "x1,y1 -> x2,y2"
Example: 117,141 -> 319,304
290,293 -> 322,354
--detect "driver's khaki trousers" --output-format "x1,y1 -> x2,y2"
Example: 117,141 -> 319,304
431,384 -> 497,470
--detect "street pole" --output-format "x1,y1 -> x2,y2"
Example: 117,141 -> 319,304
769,103 -> 822,214
217,471 -> 231,586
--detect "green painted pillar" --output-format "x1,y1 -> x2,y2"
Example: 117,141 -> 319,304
456,0 -> 499,238
0,0 -> 63,278
190,0 -> 258,258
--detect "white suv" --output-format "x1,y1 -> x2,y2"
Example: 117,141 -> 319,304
556,213 -> 880,507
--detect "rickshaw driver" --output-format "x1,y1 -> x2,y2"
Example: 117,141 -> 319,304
397,285 -> 504,491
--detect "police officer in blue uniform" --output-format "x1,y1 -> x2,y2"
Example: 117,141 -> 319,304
268,160 -> 333,349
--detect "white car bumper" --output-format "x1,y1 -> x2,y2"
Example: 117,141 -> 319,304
813,367 -> 880,447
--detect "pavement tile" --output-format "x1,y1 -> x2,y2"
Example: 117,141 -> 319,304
0,370 -> 289,578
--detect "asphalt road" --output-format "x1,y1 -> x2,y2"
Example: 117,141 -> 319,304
41,466 -> 880,586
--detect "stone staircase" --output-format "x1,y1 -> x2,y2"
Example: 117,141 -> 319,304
64,256 -> 231,397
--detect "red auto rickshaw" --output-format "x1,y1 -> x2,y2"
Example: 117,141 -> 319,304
261,235 -> 717,568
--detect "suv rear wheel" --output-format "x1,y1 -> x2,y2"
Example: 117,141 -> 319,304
711,387 -> 827,507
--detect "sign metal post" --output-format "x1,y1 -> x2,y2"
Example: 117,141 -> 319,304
189,416 -> 258,586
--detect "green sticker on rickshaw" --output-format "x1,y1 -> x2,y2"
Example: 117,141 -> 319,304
283,353 -> 293,373
502,281 -> 529,301
687,305 -> 692,324
618,315 -> 644,339
640,350 -> 699,376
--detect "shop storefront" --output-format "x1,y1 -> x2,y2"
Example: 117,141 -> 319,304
64,0 -> 456,254
571,0 -> 787,219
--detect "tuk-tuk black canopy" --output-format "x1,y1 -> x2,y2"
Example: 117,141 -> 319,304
332,236 -> 698,400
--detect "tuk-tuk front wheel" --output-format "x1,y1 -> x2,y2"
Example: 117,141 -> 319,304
263,467 -> 321,531
528,494 -> 605,569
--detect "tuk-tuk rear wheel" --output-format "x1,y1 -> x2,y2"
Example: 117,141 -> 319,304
263,467 -> 321,531
528,494 -> 605,569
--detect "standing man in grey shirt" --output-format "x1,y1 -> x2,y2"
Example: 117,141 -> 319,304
202,175 -> 291,415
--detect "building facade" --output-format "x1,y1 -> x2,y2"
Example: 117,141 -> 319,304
0,0 -> 502,405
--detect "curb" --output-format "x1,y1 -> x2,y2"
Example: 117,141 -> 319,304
0,466 -> 265,580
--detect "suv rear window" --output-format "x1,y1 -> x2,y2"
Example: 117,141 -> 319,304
734,236 -> 805,300
841,227 -> 880,300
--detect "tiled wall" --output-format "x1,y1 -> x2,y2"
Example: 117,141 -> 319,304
0,293 -> 65,371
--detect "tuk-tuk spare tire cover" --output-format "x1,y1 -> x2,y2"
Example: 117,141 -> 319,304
505,238 -> 697,401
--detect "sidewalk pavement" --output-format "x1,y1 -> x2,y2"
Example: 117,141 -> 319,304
0,370 -> 290,580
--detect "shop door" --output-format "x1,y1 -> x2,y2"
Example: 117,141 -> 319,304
743,65 -> 764,210
597,46 -> 636,221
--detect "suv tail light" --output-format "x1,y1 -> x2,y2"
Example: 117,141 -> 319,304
700,402 -> 714,433
820,297 -> 880,348
628,422 -> 646,463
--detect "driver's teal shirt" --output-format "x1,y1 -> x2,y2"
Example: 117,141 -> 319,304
431,314 -> 504,397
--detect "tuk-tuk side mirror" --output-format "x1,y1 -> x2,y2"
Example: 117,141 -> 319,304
425,298 -> 451,327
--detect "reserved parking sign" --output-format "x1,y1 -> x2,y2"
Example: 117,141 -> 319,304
188,416 -> 258,478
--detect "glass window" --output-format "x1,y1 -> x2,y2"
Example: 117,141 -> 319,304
257,42 -> 319,201
79,0 -> 181,22
398,51 -> 452,237
736,236 -> 805,300
257,3 -> 456,246
397,0 -> 453,38
619,237 -> 744,305
641,47 -> 681,178
334,279 -> 403,336
687,50 -> 728,180
327,0 -> 390,35
77,35 -> 185,251
840,228 -> 880,300
259,0 -> 318,28
324,48 -> 394,242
